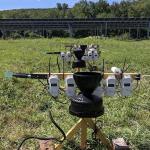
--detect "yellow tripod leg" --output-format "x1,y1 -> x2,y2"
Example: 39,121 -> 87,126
55,119 -> 83,150
85,118 -> 114,150
80,119 -> 87,150
54,118 -> 113,150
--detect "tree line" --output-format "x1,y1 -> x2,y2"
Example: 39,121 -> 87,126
0,0 -> 150,19
0,0 -> 150,39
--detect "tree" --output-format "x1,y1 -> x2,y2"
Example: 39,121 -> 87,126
49,9 -> 59,18
95,0 -> 110,17
72,0 -> 91,18
119,1 -> 130,17
56,3 -> 62,11
128,0 -> 150,17
66,9 -> 75,19
62,3 -> 69,18
62,3 -> 68,10
88,1 -> 97,18
0,0 -> 150,19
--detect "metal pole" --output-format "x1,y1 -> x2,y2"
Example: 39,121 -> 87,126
42,28 -> 44,38
68,24 -> 73,37
117,28 -> 119,37
2,30 -> 5,39
105,22 -> 107,37
96,26 -> 98,39
137,28 -> 139,39
147,21 -> 150,39
129,28 -> 131,39
100,24 -> 102,37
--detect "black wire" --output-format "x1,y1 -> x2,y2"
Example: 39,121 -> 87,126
17,136 -> 58,150
51,94 -> 68,105
102,59 -> 105,75
62,58 -> 65,80
49,57 -> 51,77
57,56 -> 61,73
72,54 -> 76,61
38,79 -> 48,94
59,87 -> 65,93
124,64 -> 131,72
38,79 -> 47,87
115,79 -> 122,97
17,110 -> 66,150
93,118 -> 97,140
87,62 -> 93,71
122,58 -> 127,72
48,110 -> 66,142
51,96 -> 68,105
55,99 -> 68,105
90,118 -> 101,149
133,80 -> 139,90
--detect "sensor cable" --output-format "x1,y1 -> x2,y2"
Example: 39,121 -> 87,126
17,110 -> 66,150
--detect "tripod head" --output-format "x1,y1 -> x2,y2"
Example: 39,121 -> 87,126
72,45 -> 87,69
73,72 -> 102,96
69,72 -> 104,118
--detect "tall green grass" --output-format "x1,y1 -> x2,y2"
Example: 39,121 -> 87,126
0,38 -> 150,150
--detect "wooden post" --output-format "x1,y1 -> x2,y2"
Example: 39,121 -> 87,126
55,119 -> 83,150
86,118 -> 113,150
80,119 -> 87,150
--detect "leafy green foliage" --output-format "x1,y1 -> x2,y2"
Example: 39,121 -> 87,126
0,0 -> 150,19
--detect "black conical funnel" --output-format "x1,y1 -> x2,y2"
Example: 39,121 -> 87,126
73,72 -> 102,95
74,49 -> 85,60
80,45 -> 87,51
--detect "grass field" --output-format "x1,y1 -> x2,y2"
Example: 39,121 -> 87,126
0,38 -> 150,150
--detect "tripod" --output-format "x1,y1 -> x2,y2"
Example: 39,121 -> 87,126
56,118 -> 113,150
40,72 -> 114,150
39,118 -> 114,150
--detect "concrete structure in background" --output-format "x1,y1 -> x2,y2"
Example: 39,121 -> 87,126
0,18 -> 150,38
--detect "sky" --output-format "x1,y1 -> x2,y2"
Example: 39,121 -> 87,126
0,0 -> 122,10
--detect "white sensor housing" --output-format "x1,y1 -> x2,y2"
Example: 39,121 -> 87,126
88,51 -> 93,60
105,75 -> 116,96
60,52 -> 66,60
88,48 -> 99,61
121,75 -> 132,96
66,51 -> 72,62
48,75 -> 59,97
111,67 -> 122,74
65,75 -> 76,97
93,86 -> 104,97
82,53 -> 88,61
93,50 -> 98,60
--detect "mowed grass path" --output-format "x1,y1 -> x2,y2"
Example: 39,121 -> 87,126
0,38 -> 150,150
